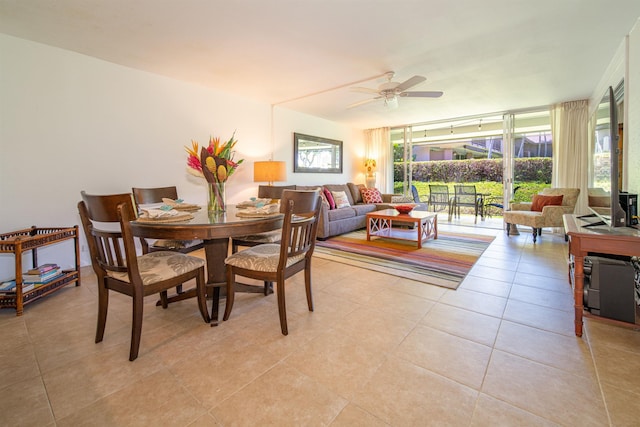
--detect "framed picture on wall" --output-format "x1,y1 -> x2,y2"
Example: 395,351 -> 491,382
293,133 -> 343,173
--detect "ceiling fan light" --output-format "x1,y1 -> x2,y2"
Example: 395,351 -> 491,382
384,96 -> 398,109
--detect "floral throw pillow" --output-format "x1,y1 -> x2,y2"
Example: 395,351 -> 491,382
361,188 -> 383,204
331,191 -> 351,209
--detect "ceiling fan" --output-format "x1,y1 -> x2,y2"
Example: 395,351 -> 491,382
348,71 -> 443,109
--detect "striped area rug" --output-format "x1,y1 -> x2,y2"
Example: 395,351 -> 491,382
314,229 -> 495,289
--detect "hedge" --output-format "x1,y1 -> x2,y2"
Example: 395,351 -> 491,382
394,158 -> 552,183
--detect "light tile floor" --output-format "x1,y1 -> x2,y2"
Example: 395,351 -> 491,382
1,221 -> 640,426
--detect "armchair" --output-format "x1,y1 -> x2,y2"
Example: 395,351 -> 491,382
503,188 -> 580,243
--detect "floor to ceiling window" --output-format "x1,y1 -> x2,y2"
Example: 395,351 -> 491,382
391,109 -> 553,218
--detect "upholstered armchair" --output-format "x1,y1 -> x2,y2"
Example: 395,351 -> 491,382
503,188 -> 580,243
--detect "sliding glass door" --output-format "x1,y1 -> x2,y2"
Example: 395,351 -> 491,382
391,109 -> 552,218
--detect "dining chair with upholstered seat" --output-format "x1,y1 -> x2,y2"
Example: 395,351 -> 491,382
230,187 -> 317,295
230,184 -> 296,255
78,191 -> 210,361
223,190 -> 322,335
132,186 -> 205,296
132,186 -> 205,253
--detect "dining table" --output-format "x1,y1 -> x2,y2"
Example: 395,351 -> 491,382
130,204 -> 283,324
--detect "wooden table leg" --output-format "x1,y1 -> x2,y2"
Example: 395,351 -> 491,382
573,254 -> 585,337
156,238 -> 269,325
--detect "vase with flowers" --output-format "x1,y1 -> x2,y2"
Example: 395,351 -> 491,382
185,132 -> 244,214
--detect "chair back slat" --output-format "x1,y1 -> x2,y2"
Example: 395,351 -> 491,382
94,230 -> 128,273
277,192 -> 322,268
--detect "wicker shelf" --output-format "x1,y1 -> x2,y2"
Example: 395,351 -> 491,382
0,226 -> 81,315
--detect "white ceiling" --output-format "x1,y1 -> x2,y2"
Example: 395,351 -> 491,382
2,0 -> 640,130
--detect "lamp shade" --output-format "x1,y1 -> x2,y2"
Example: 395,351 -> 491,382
364,158 -> 377,175
254,161 -> 287,184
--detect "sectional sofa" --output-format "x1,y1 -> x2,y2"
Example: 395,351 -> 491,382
257,183 -> 423,239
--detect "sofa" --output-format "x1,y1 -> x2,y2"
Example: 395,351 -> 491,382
257,183 -> 424,239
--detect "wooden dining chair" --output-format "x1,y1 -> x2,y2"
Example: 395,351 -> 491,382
131,186 -> 204,253
78,191 -> 209,361
223,190 -> 322,335
230,188 -> 319,295
230,185 -> 297,254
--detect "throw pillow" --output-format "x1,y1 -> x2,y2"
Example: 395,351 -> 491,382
531,194 -> 563,212
332,190 -> 351,209
323,188 -> 336,210
347,182 -> 366,204
361,188 -> 383,204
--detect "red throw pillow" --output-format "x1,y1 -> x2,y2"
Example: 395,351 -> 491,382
323,188 -> 336,210
361,187 -> 383,204
531,194 -> 563,212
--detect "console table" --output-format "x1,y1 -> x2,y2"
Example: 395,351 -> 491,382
563,214 -> 640,336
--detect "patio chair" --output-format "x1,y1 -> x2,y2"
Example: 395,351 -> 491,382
428,185 -> 451,214
451,185 -> 483,223
484,186 -> 521,218
411,185 -> 428,204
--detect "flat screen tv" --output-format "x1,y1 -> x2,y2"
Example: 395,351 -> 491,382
586,85 -> 626,228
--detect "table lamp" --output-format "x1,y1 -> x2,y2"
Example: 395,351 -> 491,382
254,160 -> 287,185
364,158 -> 377,188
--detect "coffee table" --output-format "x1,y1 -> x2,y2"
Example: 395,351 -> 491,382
366,209 -> 437,248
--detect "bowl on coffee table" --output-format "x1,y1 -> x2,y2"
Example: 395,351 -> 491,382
394,204 -> 415,214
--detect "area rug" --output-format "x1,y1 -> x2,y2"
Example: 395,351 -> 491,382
314,229 -> 495,289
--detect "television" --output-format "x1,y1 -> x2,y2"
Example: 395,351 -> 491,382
586,85 -> 626,228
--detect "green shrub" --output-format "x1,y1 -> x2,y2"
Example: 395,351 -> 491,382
394,157 -> 553,205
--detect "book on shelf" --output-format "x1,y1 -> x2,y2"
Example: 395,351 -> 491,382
0,280 -> 16,292
0,280 -> 34,293
26,263 -> 59,275
22,267 -> 62,283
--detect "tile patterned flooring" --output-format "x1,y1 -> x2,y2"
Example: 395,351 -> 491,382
1,221 -> 640,426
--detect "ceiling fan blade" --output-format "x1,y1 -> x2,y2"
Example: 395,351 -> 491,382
347,97 -> 380,109
400,91 -> 444,98
395,75 -> 426,92
350,86 -> 379,94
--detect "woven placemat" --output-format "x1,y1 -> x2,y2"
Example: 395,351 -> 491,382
171,205 -> 201,212
236,211 -> 281,218
136,213 -> 194,223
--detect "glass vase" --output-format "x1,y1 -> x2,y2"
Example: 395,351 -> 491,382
207,181 -> 226,214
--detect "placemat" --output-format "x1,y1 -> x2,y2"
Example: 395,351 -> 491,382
136,213 -> 194,223
236,211 -> 281,218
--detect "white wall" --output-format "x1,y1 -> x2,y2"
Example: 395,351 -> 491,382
0,34 -> 364,278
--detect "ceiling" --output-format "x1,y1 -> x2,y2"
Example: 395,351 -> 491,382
2,1 -> 640,130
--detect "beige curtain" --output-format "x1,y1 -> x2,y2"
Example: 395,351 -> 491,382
551,100 -> 589,215
364,127 -> 390,192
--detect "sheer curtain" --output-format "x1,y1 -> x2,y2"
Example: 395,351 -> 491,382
364,127 -> 390,191
551,99 -> 589,214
